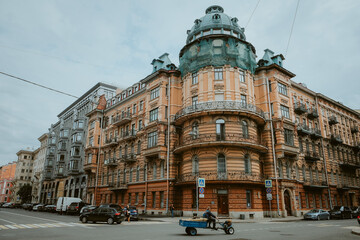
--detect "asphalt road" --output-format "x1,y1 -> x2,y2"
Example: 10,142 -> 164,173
0,208 -> 359,240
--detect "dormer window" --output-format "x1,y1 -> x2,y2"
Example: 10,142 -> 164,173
212,14 -> 221,22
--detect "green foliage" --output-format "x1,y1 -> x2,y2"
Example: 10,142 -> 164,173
17,184 -> 32,203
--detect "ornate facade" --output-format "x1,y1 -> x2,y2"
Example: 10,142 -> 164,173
83,5 -> 360,219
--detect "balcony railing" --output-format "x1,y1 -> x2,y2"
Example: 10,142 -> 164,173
304,151 -> 320,162
330,134 -> 343,145
174,101 -> 266,122
294,103 -> 307,115
112,113 -> 132,126
110,181 -> 128,190
328,115 -> 339,125
297,123 -> 311,135
307,108 -> 319,119
121,154 -> 136,163
121,130 -> 137,140
104,158 -> 117,167
351,126 -> 359,134
176,170 -> 265,183
303,180 -> 327,188
174,133 -> 267,153
337,183 -> 350,190
104,137 -> 118,146
310,128 -> 322,139
339,160 -> 360,169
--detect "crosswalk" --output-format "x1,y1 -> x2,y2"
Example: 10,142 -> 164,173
0,222 -> 87,231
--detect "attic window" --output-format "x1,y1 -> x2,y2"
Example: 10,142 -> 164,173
213,14 -> 221,20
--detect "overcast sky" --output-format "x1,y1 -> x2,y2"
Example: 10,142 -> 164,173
0,0 -> 359,166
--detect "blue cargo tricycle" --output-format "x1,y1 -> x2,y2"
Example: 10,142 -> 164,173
179,218 -> 234,236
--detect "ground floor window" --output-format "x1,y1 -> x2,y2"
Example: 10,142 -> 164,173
160,191 -> 164,208
246,190 -> 252,208
298,194 -> 302,209
152,192 -> 156,208
305,193 -> 309,208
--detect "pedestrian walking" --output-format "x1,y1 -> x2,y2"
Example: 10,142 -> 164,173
170,204 -> 175,218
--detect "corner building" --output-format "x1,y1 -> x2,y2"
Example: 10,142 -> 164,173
86,6 -> 360,219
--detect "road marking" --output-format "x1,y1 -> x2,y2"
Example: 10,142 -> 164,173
12,224 -> 26,229
5,225 -> 17,229
32,224 -> 47,228
0,225 -> 9,229
0,210 -> 63,223
27,224 -> 39,228
0,218 -> 17,224
19,224 -> 33,229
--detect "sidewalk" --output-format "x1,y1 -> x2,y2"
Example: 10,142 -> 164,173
140,215 -> 304,223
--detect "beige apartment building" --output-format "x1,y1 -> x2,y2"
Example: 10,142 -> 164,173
31,133 -> 48,203
13,149 -> 35,203
80,5 -> 360,219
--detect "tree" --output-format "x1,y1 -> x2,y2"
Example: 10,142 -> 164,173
17,184 -> 32,203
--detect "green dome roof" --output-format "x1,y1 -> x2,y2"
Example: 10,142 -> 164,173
186,5 -> 246,44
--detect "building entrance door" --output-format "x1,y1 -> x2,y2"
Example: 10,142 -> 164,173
284,190 -> 292,216
217,194 -> 229,216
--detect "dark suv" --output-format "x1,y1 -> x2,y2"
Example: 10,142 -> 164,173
67,202 -> 88,215
80,207 -> 124,224
99,204 -> 122,212
329,206 -> 352,219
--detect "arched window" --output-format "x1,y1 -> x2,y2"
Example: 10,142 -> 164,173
295,165 -> 299,180
242,120 -> 249,138
315,168 -> 319,181
153,163 -> 157,179
119,146 -> 122,158
216,119 -> 225,141
302,166 -> 306,181
244,154 -> 251,173
137,141 -> 141,154
309,167 -> 313,181
217,154 -> 226,178
123,169 -> 127,183
192,155 -> 199,175
160,161 -> 164,178
124,144 -> 128,157
278,161 -> 283,178
192,121 -> 199,139
136,166 -> 140,182
286,162 -> 291,178
129,168 -> 133,182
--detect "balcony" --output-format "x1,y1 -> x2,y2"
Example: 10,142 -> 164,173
174,101 -> 266,125
294,103 -> 307,115
337,183 -> 350,191
304,151 -> 320,162
174,133 -> 267,154
45,164 -> 53,170
104,158 -> 118,167
84,162 -> 97,174
352,143 -> 360,152
176,170 -> 265,185
143,146 -> 167,160
109,182 -> 128,191
351,126 -> 359,134
303,180 -> 327,189
296,123 -> 312,135
104,137 -> 118,147
307,108 -> 319,119
328,115 -> 339,125
68,168 -> 80,175
113,113 -> 132,126
310,128 -> 322,139
121,154 -> 136,163
121,130 -> 137,141
330,134 -> 343,145
58,147 -> 67,152
339,160 -> 360,170
44,172 -> 52,180
55,172 -> 64,178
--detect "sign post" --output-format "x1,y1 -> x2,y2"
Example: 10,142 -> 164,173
196,178 -> 206,216
265,180 -> 273,219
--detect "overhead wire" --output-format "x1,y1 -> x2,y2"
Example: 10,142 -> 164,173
245,0 -> 261,29
0,71 -> 78,99
285,0 -> 300,57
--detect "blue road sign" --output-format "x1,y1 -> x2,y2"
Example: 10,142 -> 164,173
198,178 -> 205,187
265,180 -> 272,188
266,188 -> 272,193
199,187 -> 205,194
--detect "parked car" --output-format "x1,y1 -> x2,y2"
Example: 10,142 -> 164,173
27,203 -> 40,211
0,202 -> 6,207
329,206 -> 352,219
127,206 -> 139,221
56,197 -> 82,214
22,203 -> 32,210
67,202 -> 88,215
80,205 -> 97,214
44,204 -> 57,213
304,209 -> 330,220
14,203 -> 22,209
99,204 -> 122,213
351,206 -> 360,218
79,207 -> 125,224
2,202 -> 15,208
33,204 -> 45,211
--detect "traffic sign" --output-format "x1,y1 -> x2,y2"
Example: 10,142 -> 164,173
198,178 -> 205,187
266,188 -> 272,194
199,187 -> 205,194
266,193 -> 272,200
265,180 -> 272,188
199,194 -> 204,198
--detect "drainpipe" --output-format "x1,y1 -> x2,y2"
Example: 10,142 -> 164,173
266,77 -> 280,216
94,110 -> 104,206
166,76 -> 171,214
315,96 -> 333,209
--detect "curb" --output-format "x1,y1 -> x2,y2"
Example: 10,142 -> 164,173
351,229 -> 360,236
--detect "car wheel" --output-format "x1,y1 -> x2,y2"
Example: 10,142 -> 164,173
81,217 -> 88,223
188,227 -> 197,236
227,227 -> 235,235
317,216 -> 320,221
107,218 -> 114,224
327,215 -> 330,220
185,227 -> 190,235
92,221 -> 96,224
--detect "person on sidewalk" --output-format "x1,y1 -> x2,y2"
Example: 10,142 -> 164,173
170,204 -> 175,218
203,207 -> 217,229
123,205 -> 130,222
